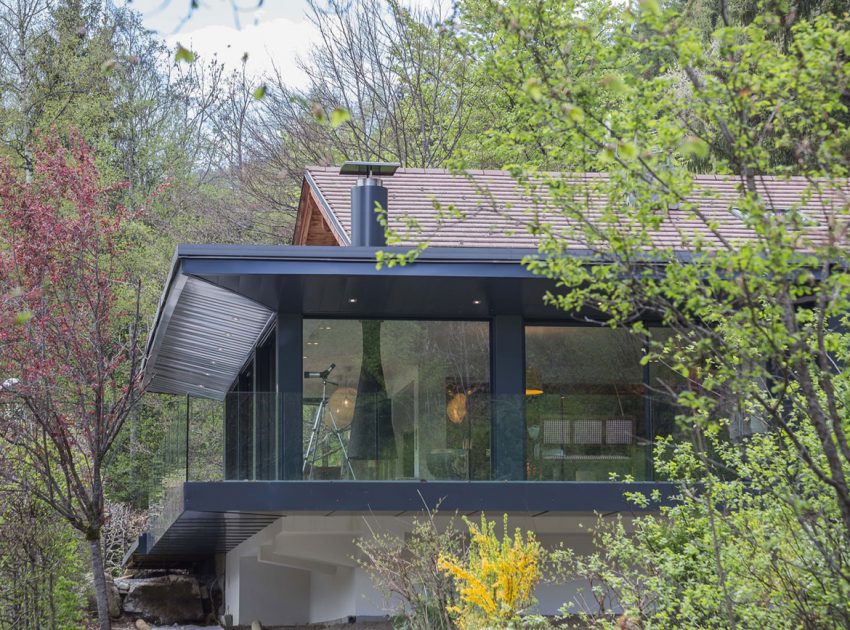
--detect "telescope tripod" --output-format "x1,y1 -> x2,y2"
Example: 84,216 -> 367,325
303,365 -> 356,480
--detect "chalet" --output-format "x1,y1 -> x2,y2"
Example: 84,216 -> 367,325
133,162 -> 824,625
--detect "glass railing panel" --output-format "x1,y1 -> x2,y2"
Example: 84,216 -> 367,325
147,396 -> 189,546
187,397 -> 224,481
253,392 -> 278,480
525,393 -> 651,481
301,390 -> 492,481
221,392 -> 278,481
149,392 -> 279,546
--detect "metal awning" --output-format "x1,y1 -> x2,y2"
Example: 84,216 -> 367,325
144,273 -> 274,400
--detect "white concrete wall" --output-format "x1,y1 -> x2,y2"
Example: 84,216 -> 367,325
309,567 -> 356,622
224,512 -> 629,625
240,556 -> 310,624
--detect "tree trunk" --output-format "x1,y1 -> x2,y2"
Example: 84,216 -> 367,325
88,535 -> 111,630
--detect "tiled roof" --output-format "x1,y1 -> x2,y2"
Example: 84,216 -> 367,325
304,166 -> 848,250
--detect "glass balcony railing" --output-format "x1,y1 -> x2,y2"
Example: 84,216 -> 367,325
147,389 -> 682,543
150,390 -> 678,488
148,392 -> 277,545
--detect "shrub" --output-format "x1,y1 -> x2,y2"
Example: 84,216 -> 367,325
438,514 -> 542,629
356,507 -> 462,630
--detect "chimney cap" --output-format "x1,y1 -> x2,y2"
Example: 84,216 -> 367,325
339,161 -> 401,177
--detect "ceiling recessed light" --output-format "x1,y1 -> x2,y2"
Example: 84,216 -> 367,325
348,298 -> 357,303
473,299 -> 481,305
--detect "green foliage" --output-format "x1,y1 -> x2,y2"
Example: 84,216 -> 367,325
453,0 -> 850,627
0,461 -> 87,630
356,509 -> 462,630
174,44 -> 197,63
552,424 -> 850,628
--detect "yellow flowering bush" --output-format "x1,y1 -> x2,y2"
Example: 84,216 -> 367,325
438,514 -> 542,629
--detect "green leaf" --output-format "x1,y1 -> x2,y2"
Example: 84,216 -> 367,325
638,0 -> 661,16
14,310 -> 33,326
253,84 -> 267,100
601,73 -> 628,95
563,104 -> 585,123
330,107 -> 351,127
619,141 -> 639,160
174,44 -> 197,64
680,136 -> 710,160
524,78 -> 544,102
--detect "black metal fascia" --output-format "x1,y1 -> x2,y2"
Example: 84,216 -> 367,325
142,254 -> 187,387
181,480 -> 678,514
175,243 -> 546,263
176,245 -> 552,280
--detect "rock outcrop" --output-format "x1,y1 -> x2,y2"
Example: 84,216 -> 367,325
118,574 -> 205,625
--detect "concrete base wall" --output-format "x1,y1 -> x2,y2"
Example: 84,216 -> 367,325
223,513 -> 619,626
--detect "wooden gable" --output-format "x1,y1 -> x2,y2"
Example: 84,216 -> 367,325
293,179 -> 343,246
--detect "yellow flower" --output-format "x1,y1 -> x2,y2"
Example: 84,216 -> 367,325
438,514 -> 541,628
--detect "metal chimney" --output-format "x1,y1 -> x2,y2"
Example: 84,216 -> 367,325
340,161 -> 400,247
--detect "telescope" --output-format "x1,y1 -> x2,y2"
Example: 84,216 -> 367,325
304,363 -> 335,380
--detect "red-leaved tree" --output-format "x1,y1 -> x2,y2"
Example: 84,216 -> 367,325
0,133 -> 144,630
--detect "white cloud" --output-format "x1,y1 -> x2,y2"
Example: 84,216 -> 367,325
168,16 -> 318,88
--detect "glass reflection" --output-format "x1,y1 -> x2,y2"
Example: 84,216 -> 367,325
525,326 -> 675,481
302,319 -> 491,480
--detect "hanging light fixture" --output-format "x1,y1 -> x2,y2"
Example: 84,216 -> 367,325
328,387 -> 357,428
446,391 -> 468,424
525,367 -> 544,396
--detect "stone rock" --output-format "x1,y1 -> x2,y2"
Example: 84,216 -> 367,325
123,575 -> 204,625
134,620 -> 151,630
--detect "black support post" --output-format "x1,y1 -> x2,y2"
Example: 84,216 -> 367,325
276,313 -> 303,480
490,316 -> 525,480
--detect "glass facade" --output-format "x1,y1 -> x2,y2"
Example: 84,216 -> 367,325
525,326 -> 684,481
212,320 -> 685,482
224,330 -> 278,480
302,319 -> 491,480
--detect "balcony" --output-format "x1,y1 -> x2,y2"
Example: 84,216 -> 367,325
142,387 -> 679,562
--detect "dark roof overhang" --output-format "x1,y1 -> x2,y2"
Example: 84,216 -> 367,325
143,244 -> 581,397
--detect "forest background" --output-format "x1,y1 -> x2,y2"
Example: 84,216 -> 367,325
0,0 -> 846,627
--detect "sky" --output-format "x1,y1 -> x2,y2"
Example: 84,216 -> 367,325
121,0 -> 433,89
120,0 -> 318,87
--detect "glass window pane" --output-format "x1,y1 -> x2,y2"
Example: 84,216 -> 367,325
525,326 -> 647,481
236,366 -> 254,480
302,319 -> 490,480
254,332 -> 277,480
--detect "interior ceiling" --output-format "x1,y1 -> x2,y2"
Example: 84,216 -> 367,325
145,276 -> 274,400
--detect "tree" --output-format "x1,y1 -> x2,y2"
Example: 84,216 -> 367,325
0,463 -> 86,630
212,0 -> 490,239
0,133 -> 145,630
419,0 -> 850,624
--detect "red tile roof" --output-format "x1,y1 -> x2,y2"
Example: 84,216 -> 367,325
304,166 -> 848,250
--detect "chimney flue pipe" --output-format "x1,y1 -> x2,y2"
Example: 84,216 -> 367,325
339,161 -> 400,247
351,176 -> 388,247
